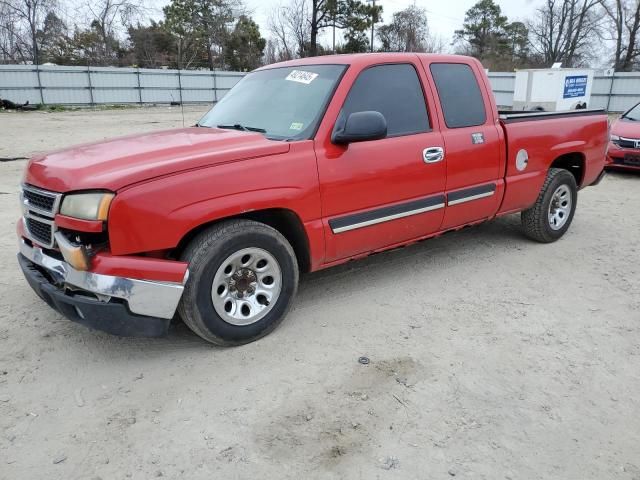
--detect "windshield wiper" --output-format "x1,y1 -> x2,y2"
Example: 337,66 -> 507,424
216,123 -> 267,133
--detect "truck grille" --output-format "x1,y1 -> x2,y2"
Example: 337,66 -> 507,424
21,184 -> 62,248
23,188 -> 56,212
21,184 -> 60,215
25,217 -> 53,245
616,137 -> 640,149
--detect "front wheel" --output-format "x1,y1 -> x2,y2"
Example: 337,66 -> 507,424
521,168 -> 578,243
178,220 -> 299,346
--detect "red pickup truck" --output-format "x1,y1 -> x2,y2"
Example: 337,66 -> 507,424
17,54 -> 608,345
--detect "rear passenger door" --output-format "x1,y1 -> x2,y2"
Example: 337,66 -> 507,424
426,62 -> 504,229
315,62 -> 446,263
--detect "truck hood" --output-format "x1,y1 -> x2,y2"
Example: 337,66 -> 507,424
611,118 -> 640,139
25,127 -> 290,192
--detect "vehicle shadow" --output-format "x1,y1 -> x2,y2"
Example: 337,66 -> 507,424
61,214 -> 528,356
301,214 -> 524,285
177,214 -> 526,344
605,168 -> 640,179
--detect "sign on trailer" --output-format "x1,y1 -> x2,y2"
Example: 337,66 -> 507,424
563,75 -> 588,99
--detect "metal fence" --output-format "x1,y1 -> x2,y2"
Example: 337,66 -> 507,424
0,64 -> 245,105
2,64 -> 640,112
487,71 -> 640,112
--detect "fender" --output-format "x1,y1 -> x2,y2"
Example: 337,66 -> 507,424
107,142 -> 324,263
498,113 -> 605,215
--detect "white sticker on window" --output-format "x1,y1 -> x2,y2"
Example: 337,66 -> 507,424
289,122 -> 304,130
285,70 -> 318,85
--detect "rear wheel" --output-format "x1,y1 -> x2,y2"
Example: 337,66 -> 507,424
178,220 -> 299,346
521,168 -> 578,243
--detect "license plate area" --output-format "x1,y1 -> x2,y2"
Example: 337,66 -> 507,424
623,154 -> 640,166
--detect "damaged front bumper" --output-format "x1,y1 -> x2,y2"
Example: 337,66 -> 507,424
18,239 -> 188,337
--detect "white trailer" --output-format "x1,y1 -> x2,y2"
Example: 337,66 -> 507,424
512,68 -> 594,112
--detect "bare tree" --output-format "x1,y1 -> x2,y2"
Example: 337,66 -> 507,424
528,0 -> 603,67
599,0 -> 640,70
0,3 -> 26,61
0,0 -> 57,63
268,0 -> 309,58
83,0 -> 144,62
263,38 -> 281,64
268,9 -> 293,60
377,5 -> 444,53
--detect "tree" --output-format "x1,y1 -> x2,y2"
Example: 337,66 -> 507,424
599,0 -> 640,71
0,0 -> 57,63
223,15 -> 265,70
334,0 -> 378,53
308,0 -> 326,56
264,37 -> 290,64
454,0 -> 510,59
163,0 -> 236,70
0,3 -> 26,62
84,0 -> 143,64
270,0 -> 379,57
127,21 -> 174,68
163,0 -> 202,68
377,5 -> 443,53
269,0 -> 309,57
38,11 -> 73,64
504,21 -> 530,66
267,6 -> 294,60
528,0 -> 602,67
70,21 -> 124,65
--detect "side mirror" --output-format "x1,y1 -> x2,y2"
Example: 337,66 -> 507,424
332,111 -> 387,145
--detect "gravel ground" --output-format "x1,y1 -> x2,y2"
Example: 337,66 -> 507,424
0,106 -> 639,480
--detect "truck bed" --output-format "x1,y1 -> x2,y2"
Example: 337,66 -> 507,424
497,108 -> 608,215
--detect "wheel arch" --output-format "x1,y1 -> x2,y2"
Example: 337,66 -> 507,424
550,152 -> 585,187
174,208 -> 312,274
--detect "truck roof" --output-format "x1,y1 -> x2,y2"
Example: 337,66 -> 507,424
257,53 -> 480,71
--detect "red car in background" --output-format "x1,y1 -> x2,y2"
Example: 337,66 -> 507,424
608,102 -> 640,171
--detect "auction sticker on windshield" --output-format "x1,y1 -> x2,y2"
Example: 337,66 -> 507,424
286,70 -> 319,85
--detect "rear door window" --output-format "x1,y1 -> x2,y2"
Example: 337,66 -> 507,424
341,64 -> 430,137
430,63 -> 487,128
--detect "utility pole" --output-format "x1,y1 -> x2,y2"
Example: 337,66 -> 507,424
332,5 -> 337,54
333,24 -> 336,54
367,0 -> 377,52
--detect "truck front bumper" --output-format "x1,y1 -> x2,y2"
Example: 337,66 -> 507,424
18,240 -> 188,337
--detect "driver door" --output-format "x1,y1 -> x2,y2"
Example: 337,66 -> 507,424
314,61 -> 446,263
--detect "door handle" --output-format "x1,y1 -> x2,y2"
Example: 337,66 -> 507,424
423,147 -> 444,163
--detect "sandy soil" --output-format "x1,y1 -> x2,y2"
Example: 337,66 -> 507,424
0,107 -> 639,480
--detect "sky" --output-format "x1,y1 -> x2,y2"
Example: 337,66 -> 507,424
237,0 -> 541,48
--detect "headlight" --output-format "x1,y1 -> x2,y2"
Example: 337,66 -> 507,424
610,134 -> 621,143
60,192 -> 114,221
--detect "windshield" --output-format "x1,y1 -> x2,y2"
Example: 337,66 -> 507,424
198,65 -> 347,140
623,103 -> 640,121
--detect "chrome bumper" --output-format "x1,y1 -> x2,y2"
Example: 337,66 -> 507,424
19,239 -> 186,319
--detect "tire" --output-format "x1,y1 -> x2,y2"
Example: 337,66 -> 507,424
178,219 -> 299,346
521,168 -> 578,243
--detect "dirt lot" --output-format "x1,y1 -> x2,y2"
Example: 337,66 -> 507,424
0,106 -> 639,480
